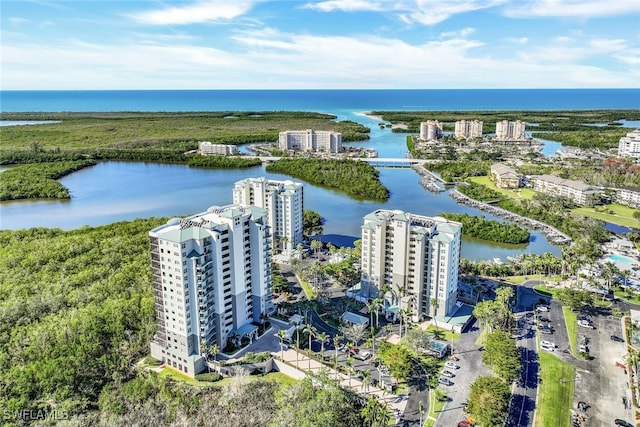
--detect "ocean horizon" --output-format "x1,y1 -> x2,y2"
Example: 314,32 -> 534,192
1,88 -> 639,113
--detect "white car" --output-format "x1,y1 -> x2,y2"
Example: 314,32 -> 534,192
536,305 -> 549,312
540,343 -> 555,352
540,341 -> 555,348
577,320 -> 594,329
445,361 -> 460,370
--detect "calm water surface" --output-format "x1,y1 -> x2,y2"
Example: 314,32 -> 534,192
0,162 -> 560,261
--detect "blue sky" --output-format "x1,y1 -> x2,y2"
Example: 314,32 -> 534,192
2,0 -> 639,90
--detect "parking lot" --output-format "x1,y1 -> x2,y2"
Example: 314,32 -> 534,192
539,301 -> 634,426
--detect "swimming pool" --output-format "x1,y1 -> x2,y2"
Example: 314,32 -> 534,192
608,254 -> 637,264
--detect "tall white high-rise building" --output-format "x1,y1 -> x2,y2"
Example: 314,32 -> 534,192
149,205 -> 273,376
233,177 -> 304,255
618,129 -> 640,159
278,130 -> 342,153
454,120 -> 483,139
495,120 -> 526,140
359,210 -> 462,321
419,120 -> 443,141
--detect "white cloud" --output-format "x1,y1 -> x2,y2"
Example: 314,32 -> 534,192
129,0 -> 257,26
506,37 -> 528,45
402,0 -> 507,26
504,0 -> 640,18
303,0 -> 386,12
304,0 -> 506,25
9,17 -> 29,26
613,48 -> 640,65
440,27 -> 476,39
2,28 -> 637,90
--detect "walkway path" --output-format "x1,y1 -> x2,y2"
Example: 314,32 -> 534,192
277,348 -> 409,425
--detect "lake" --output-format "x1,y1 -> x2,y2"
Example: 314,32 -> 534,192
0,161 -> 560,261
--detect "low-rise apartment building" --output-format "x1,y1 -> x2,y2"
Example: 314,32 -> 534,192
531,174 -> 601,205
617,129 -> 640,159
616,186 -> 640,208
278,129 -> 342,153
490,163 -> 522,188
198,141 -> 239,156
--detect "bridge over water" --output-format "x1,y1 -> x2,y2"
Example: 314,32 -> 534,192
256,156 -> 435,168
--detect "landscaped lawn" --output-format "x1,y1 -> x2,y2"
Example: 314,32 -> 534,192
507,274 -> 562,285
426,325 -> 460,342
159,367 -> 300,388
571,203 -> 639,229
468,176 -> 536,200
158,367 -> 213,387
535,352 -> 575,427
562,307 -> 578,356
424,389 -> 448,427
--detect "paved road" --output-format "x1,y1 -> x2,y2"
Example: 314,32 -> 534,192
506,311 -> 539,427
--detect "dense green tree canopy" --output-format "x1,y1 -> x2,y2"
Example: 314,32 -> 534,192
482,330 -> 521,383
467,375 -> 511,427
266,158 -> 390,201
441,213 -> 530,244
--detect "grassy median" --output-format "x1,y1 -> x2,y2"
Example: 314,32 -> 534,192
562,307 -> 578,356
535,351 -> 575,427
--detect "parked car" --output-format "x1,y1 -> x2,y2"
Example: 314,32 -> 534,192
536,305 -> 549,312
445,361 -> 460,370
577,320 -> 594,329
541,343 -> 555,352
348,346 -> 359,356
614,419 -> 633,427
354,351 -> 372,361
540,340 -> 555,348
438,377 -> 453,386
537,316 -> 549,323
540,328 -> 553,335
611,335 -> 624,343
578,344 -> 589,353
441,370 -> 455,378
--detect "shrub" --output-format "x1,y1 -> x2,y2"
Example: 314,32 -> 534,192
195,372 -> 223,382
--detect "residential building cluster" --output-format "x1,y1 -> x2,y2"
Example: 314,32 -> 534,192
198,141 -> 239,156
531,175 -> 601,206
454,120 -> 483,139
149,177 -> 304,376
359,209 -> 462,321
495,120 -> 526,141
617,129 -> 640,159
278,129 -> 342,153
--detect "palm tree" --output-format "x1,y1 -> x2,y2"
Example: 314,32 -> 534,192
361,369 -> 371,394
345,356 -> 354,388
430,298 -> 440,330
333,334 -> 342,377
419,401 -> 425,426
303,323 -> 317,370
200,339 -> 209,373
370,297 -> 382,328
294,321 -> 301,369
209,343 -> 219,373
277,329 -> 287,361
317,332 -> 328,360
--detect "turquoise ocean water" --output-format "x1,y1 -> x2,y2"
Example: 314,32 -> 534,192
1,89 -> 639,112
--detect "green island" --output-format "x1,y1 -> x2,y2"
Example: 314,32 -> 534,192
266,158 -> 390,201
0,159 -> 96,201
0,111 -> 370,164
440,213 -> 530,244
